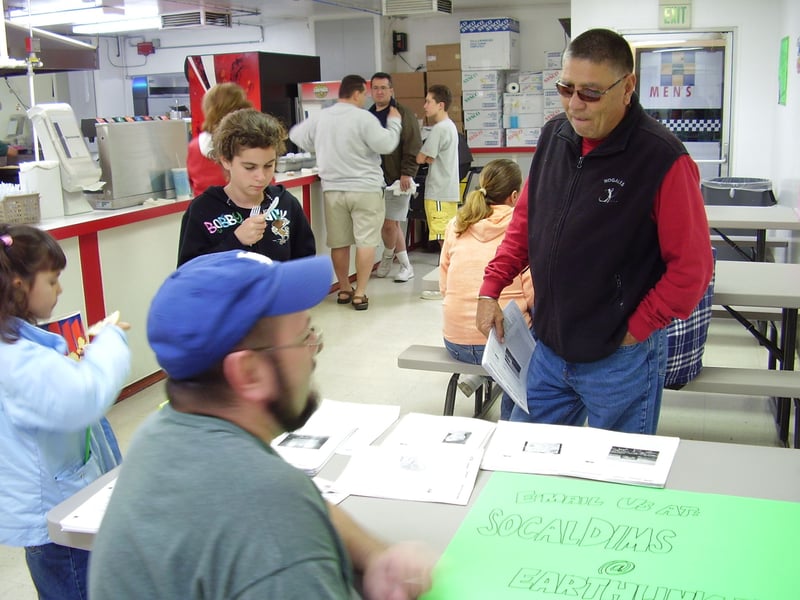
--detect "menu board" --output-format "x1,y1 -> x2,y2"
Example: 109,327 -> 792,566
422,471 -> 798,599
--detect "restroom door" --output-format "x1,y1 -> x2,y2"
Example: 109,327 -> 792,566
626,32 -> 733,181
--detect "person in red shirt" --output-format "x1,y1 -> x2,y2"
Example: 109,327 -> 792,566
476,28 -> 713,434
186,83 -> 253,197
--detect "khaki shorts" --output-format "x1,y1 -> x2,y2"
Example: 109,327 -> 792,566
384,188 -> 411,222
424,199 -> 458,241
323,190 -> 384,248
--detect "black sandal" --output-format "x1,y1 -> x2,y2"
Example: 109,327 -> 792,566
337,290 -> 354,304
352,295 -> 369,311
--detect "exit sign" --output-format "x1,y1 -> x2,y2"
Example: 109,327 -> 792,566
659,0 -> 692,29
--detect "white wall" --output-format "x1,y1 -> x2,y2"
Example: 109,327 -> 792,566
382,4 -> 570,74
70,18 -> 315,117
572,0 -> 798,214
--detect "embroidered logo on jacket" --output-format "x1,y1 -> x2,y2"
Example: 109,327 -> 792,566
267,208 -> 290,246
204,212 -> 244,234
598,177 -> 625,204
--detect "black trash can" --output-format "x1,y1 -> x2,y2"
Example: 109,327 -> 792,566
701,177 -> 775,260
701,177 -> 776,207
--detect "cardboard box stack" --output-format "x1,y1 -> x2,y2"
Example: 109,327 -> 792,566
458,18 -> 521,148
391,72 -> 427,127
424,44 -> 463,132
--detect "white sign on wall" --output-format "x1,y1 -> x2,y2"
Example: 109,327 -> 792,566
638,49 -> 723,110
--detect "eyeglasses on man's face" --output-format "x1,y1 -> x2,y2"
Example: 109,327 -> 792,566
249,326 -> 324,356
555,74 -> 628,103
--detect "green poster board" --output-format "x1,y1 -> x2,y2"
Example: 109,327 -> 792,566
423,472 -> 799,599
779,36 -> 789,106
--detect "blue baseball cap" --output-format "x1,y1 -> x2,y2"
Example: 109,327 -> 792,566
148,250 -> 333,380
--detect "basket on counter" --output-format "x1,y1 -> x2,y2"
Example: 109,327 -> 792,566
0,193 -> 41,225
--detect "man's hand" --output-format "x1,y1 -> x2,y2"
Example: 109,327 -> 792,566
361,542 -> 436,600
388,106 -> 401,120
399,175 -> 413,192
234,214 -> 267,246
476,297 -> 505,341
620,331 -> 639,346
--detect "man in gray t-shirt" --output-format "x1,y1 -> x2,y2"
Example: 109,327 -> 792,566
89,251 -> 433,600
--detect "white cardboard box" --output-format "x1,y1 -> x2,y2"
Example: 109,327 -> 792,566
464,110 -> 503,129
544,109 -> 562,122
466,128 -> 505,148
502,113 -> 543,128
463,90 -> 503,111
462,70 -> 506,91
543,89 -> 562,111
460,18 -> 520,70
503,93 -> 543,114
505,127 -> 541,147
542,69 -> 561,89
545,50 -> 563,69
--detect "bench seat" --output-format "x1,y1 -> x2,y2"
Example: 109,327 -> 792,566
398,344 -> 499,417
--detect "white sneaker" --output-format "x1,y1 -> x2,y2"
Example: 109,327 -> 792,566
420,290 -> 442,300
376,254 -> 393,278
394,264 -> 414,282
458,374 -> 486,397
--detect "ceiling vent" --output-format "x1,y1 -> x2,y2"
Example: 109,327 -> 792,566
382,0 -> 452,17
161,9 -> 232,29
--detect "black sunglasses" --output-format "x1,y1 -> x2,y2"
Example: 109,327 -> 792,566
555,74 -> 628,103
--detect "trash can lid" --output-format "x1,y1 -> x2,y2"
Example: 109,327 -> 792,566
701,177 -> 772,191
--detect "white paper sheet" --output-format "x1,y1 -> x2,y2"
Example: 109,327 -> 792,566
302,399 -> 401,455
481,302 -> 535,412
335,444 -> 482,505
59,477 -> 116,534
380,412 -> 496,451
481,421 -> 680,488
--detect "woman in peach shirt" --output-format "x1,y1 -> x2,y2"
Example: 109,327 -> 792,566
440,159 -> 533,419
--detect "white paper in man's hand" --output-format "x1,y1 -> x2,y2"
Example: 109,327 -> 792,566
480,302 -> 535,413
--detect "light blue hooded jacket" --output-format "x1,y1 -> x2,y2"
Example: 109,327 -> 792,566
0,318 -> 130,546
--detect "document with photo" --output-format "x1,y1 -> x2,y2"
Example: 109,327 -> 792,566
481,301 -> 535,413
298,398 -> 401,455
481,421 -> 680,488
380,412 -> 496,451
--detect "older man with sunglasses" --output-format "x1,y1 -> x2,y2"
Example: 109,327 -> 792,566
476,28 -> 713,434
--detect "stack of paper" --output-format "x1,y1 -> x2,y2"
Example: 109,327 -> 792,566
335,413 -> 496,505
481,421 -> 680,488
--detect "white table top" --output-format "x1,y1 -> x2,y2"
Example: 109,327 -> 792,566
705,204 -> 800,230
46,438 -> 800,554
713,260 -> 800,309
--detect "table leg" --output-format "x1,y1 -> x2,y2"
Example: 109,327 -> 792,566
776,308 -> 798,447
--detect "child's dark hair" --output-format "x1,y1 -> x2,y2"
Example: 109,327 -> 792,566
427,84 -> 452,111
0,224 -> 66,341
454,159 -> 522,236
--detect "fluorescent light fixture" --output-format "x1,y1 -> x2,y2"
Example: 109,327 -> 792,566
8,7 -> 124,28
72,16 -> 161,35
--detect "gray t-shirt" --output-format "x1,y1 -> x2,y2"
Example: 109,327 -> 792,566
420,117 -> 460,202
89,404 -> 356,600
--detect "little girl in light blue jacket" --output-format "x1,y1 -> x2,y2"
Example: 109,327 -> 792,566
0,224 -> 130,600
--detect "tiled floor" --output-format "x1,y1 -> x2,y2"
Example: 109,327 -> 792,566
0,250 -> 790,598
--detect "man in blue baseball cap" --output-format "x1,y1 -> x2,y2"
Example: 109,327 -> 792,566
89,250 -> 433,599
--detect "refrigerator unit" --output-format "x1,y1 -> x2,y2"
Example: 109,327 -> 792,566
184,51 -> 321,147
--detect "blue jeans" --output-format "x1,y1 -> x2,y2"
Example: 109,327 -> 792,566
25,543 -> 89,600
443,339 -> 515,420
510,329 -> 667,434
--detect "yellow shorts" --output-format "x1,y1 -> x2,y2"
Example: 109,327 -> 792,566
424,199 -> 458,241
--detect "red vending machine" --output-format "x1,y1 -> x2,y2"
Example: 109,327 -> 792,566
184,51 -> 321,143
